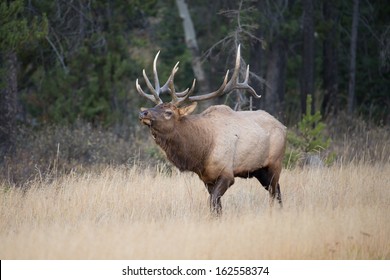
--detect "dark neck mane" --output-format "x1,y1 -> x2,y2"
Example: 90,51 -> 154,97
151,117 -> 212,174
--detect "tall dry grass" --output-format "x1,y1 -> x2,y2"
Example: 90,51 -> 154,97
1,162 -> 389,259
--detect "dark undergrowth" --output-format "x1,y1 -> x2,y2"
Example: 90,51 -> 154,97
1,113 -> 389,188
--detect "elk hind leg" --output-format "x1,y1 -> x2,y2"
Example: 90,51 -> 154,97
253,167 -> 282,207
271,182 -> 283,208
252,167 -> 271,191
269,170 -> 282,208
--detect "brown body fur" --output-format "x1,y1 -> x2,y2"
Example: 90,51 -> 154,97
140,103 -> 287,215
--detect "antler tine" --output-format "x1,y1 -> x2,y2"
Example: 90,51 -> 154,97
187,44 -> 260,103
153,51 -> 161,93
167,63 -> 179,104
164,62 -> 198,106
142,69 -> 162,103
189,45 -> 241,103
227,63 -> 260,98
187,70 -> 229,102
178,78 -> 196,97
135,51 -> 167,105
171,78 -> 197,105
136,78 -> 162,104
167,62 -> 191,105
224,44 -> 242,93
157,60 -> 178,96
241,65 -> 261,98
224,44 -> 260,98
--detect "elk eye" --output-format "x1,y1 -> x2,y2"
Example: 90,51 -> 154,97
163,110 -> 173,119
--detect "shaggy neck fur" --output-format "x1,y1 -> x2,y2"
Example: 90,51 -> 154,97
151,116 -> 213,175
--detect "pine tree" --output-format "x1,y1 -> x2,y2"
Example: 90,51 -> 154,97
285,95 -> 333,167
0,0 -> 47,158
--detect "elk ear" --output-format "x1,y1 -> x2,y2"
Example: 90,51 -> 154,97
178,102 -> 197,116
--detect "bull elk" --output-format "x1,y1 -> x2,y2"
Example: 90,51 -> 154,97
136,45 -> 287,215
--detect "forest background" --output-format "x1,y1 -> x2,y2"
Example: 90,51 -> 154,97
1,0 -> 389,185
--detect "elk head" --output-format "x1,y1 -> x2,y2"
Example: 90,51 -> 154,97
136,45 -> 260,131
138,102 -> 197,134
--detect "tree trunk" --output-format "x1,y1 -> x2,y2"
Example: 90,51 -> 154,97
265,38 -> 286,120
176,0 -> 210,104
301,0 -> 315,116
322,0 -> 339,117
250,31 -> 265,111
0,51 -> 18,158
347,0 -> 360,114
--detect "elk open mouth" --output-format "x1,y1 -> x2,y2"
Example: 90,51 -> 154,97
140,118 -> 152,127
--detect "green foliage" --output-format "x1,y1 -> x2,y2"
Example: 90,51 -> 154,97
1,0 -> 387,126
25,45 -> 138,125
18,0 -> 148,125
284,95 -> 334,168
0,0 -> 47,51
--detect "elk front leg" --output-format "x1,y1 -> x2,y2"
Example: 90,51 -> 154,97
206,176 -> 234,216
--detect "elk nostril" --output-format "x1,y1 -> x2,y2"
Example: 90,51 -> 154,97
139,111 -> 148,119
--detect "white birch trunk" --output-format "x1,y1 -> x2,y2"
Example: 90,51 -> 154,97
176,0 -> 210,99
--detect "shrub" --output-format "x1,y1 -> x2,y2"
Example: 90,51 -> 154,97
284,95 -> 334,168
0,121 -> 163,187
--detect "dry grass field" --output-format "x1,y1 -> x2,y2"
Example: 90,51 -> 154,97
1,161 -> 389,260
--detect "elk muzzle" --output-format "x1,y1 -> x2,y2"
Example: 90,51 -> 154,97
139,109 -> 152,126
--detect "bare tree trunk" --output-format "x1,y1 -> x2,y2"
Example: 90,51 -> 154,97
322,0 -> 339,117
265,38 -> 286,120
250,30 -> 265,111
176,0 -> 210,101
301,0 -> 315,116
347,0 -> 360,114
0,51 -> 18,158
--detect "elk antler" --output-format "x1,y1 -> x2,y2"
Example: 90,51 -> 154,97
166,62 -> 197,105
135,51 -> 196,105
136,44 -> 260,106
187,45 -> 260,104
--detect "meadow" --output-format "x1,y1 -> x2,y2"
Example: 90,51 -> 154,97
1,161 -> 389,259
